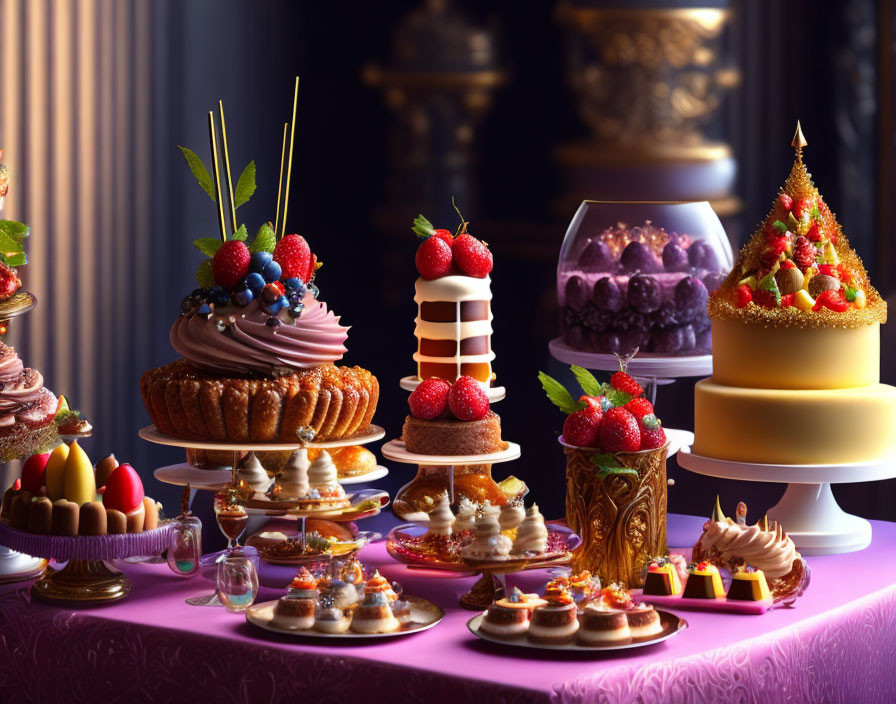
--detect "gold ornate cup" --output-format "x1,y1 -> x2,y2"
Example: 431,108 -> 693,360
563,440 -> 668,587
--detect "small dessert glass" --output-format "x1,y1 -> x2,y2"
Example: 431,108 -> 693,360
216,552 -> 259,612
167,486 -> 202,577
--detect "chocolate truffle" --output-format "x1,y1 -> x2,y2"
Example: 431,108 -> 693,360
142,497 -> 159,531
51,499 -> 80,536
27,497 -> 53,534
106,509 -> 127,535
9,491 -> 32,529
94,453 -> 119,488
79,501 -> 107,536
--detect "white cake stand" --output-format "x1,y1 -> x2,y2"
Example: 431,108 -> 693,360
677,447 -> 896,555
548,337 -> 712,404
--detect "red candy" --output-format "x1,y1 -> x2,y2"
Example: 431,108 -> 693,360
779,193 -> 793,211
813,289 -> 849,312
102,463 -> 145,514
736,284 -> 753,308
20,452 -> 50,494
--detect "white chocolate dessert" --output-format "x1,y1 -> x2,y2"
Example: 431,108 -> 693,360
463,505 -> 511,560
454,497 -> 477,532
694,125 -> 894,465
424,491 -> 454,537
277,449 -> 310,500
499,502 -> 525,532
512,504 -> 548,554
237,452 -> 272,495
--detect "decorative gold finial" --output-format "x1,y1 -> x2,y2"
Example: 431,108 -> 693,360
791,121 -> 807,152
711,495 -> 726,522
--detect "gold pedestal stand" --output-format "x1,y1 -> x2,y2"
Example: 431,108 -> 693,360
31,559 -> 131,604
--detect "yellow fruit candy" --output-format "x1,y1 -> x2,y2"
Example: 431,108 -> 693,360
44,443 -> 70,501
793,289 -> 816,312
739,275 -> 758,289
63,440 -> 96,506
855,289 -> 867,309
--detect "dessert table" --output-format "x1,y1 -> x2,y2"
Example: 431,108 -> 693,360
0,514 -> 894,704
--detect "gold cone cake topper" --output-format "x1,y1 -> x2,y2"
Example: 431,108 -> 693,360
711,495 -> 726,523
709,122 -> 885,328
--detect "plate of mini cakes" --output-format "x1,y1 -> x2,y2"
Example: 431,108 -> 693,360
467,580 -> 688,652
246,567 -> 445,640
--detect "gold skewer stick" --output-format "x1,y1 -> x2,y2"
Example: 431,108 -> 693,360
281,76 -> 300,238
218,100 -> 237,234
274,122 -> 288,238
208,111 -> 227,242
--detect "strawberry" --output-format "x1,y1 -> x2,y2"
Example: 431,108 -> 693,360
624,397 -> 654,420
212,240 -> 251,289
563,408 -> 601,448
793,196 -> 812,219
610,371 -> 643,398
431,229 -> 454,247
813,289 -> 848,312
638,413 -> 666,450
780,259 -> 795,270
781,293 -> 794,308
760,233 -> 789,269
598,407 -> 641,453
805,221 -> 822,242
0,262 -> 20,300
408,378 -> 451,419
447,375 -> 490,421
415,236 -> 453,280
818,263 -> 836,277
579,395 -> 607,415
793,236 -> 817,272
736,284 -> 753,308
412,214 -> 454,247
753,288 -> 777,309
274,234 -> 315,282
779,193 -> 793,211
452,233 -> 493,278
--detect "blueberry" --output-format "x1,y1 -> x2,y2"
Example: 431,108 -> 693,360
284,277 -> 302,290
250,251 -> 273,273
244,272 -> 265,293
674,276 -> 709,318
180,296 -> 194,313
565,276 -> 589,311
277,295 -> 289,308
627,274 -> 661,313
308,283 -> 320,299
197,303 -> 211,315
261,260 -> 282,283
592,277 -> 624,312
234,288 -> 254,306
621,241 -> 657,273
662,242 -> 689,272
577,240 -> 615,272
287,303 -> 305,319
687,241 -> 719,270
702,271 -> 726,293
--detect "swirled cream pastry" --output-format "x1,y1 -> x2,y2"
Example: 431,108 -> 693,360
424,490 -> 454,537
277,449 -> 310,500
237,452 -> 272,495
512,504 -> 548,554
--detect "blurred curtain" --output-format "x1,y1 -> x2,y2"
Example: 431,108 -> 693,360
0,0 -> 152,448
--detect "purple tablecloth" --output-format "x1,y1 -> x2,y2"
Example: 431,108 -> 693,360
1,514 -> 894,704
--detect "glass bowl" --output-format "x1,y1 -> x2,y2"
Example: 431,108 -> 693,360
557,201 -> 733,357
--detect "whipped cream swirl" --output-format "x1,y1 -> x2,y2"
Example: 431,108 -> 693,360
698,519 -> 800,578
170,293 -> 348,376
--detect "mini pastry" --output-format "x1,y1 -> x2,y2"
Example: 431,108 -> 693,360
106,509 -> 127,534
578,604 -> 631,645
79,501 -> 107,536
332,445 -> 376,477
642,561 -> 683,596
237,452 -> 272,496
44,443 -> 69,501
272,594 -> 316,630
314,597 -> 351,634
511,504 -> 548,554
569,570 -> 600,608
50,499 -> 79,535
317,577 -> 358,611
351,588 -> 400,634
454,497 -> 477,532
94,453 -> 119,488
27,497 -> 52,534
390,585 -> 413,625
462,505 -> 511,560
682,562 -> 725,599
425,491 -> 454,537
63,441 -> 96,506
600,583 -> 634,611
499,501 -> 525,532
277,449 -> 310,500
340,559 -> 366,599
9,491 -> 30,529
727,566 -> 772,601
626,603 -> 662,638
528,579 -> 579,644
480,601 -> 530,639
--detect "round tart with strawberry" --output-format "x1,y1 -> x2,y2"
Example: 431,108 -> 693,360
141,147 -> 379,445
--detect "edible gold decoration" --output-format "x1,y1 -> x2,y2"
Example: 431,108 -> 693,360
564,444 -> 668,588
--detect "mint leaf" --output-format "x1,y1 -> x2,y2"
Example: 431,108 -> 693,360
591,453 -> 639,480
773,220 -> 787,233
3,251 -> 26,267
641,413 -> 661,430
844,285 -> 857,302
600,382 -> 631,408
195,259 -> 215,288
250,223 -> 276,253
570,365 -> 602,397
411,214 -> 436,239
234,161 -> 256,208
538,371 -> 587,415
758,272 -> 781,306
193,237 -> 223,258
0,219 -> 29,243
0,230 -> 25,267
178,146 -> 215,201
232,224 -> 248,242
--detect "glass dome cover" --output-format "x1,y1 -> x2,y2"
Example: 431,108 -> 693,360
557,201 -> 733,357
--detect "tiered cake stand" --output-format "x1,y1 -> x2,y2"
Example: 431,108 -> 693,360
0,289 -> 53,582
141,424 -> 391,559
677,447 -> 896,555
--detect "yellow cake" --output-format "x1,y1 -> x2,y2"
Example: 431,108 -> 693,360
694,123 -> 895,465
